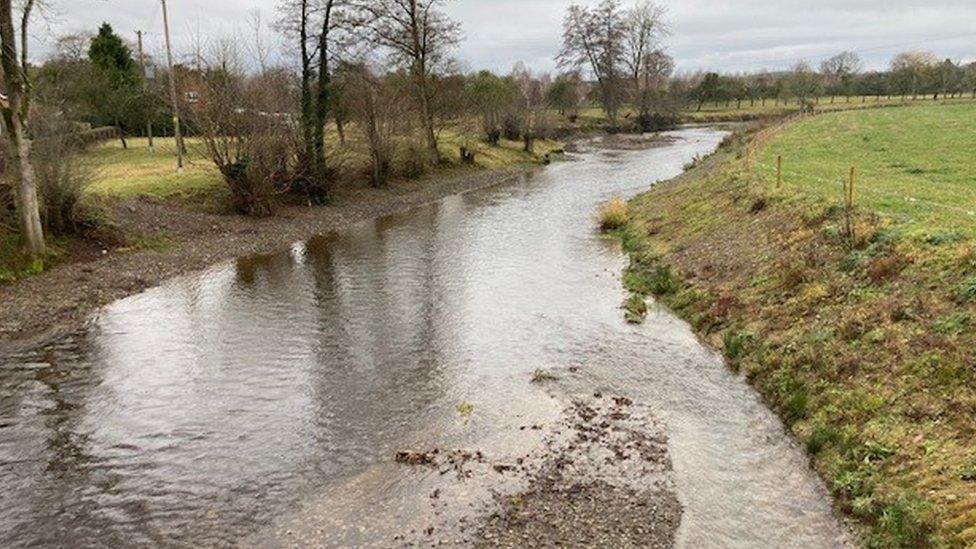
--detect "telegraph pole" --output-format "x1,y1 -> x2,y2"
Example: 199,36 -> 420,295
160,0 -> 184,171
136,30 -> 154,152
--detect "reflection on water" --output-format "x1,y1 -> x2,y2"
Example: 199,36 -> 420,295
1,129 -> 847,548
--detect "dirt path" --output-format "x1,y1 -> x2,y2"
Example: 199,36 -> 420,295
0,167 -> 529,353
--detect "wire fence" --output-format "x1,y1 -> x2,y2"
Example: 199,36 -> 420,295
740,132 -> 976,238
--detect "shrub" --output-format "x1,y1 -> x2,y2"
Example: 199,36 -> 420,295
784,389 -> 809,423
597,197 -> 628,231
926,231 -> 964,246
31,131 -> 98,236
866,253 -> 911,283
193,52 -> 301,215
400,140 -> 431,179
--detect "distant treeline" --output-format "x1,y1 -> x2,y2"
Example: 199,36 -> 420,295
677,52 -> 976,111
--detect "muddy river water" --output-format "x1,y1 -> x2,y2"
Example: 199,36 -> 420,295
1,128 -> 851,548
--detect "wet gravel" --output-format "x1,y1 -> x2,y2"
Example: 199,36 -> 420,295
474,396 -> 680,548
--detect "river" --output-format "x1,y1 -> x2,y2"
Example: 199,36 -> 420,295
0,128 -> 850,548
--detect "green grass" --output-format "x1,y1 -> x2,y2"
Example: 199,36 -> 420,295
566,95 -> 976,126
83,131 -> 559,201
755,103 -> 976,237
86,137 -> 222,199
619,103 -> 976,546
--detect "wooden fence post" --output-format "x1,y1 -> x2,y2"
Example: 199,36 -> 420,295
776,155 -> 782,188
848,166 -> 856,207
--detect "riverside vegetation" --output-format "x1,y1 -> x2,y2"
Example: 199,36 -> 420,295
607,101 -> 976,547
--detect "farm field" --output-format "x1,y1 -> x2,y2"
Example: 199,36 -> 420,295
755,103 -> 976,236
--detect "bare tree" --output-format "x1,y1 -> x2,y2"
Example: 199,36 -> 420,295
358,0 -> 462,164
782,61 -> 822,109
192,42 -> 295,216
511,63 -> 549,154
624,2 -> 672,129
246,9 -> 270,74
346,63 -> 405,186
557,0 -> 629,127
277,0 -> 349,201
0,0 -> 44,255
891,51 -> 937,99
820,51 -> 861,102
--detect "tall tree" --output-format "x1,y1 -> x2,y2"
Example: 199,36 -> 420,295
0,0 -> 44,255
277,0 -> 348,201
691,72 -> 721,111
359,0 -> 462,164
546,73 -> 581,118
88,23 -> 142,148
890,51 -> 937,99
782,61 -> 822,107
557,0 -> 628,127
464,70 -> 517,145
820,51 -> 861,102
511,63 -> 549,154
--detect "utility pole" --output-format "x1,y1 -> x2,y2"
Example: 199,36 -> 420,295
160,0 -> 184,171
136,30 -> 154,152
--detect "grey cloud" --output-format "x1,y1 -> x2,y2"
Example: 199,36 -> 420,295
33,0 -> 976,75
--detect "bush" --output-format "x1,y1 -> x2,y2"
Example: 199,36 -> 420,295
221,133 -> 293,216
646,265 -> 679,296
194,63 -> 299,215
399,140 -> 431,179
635,112 -> 678,132
32,132 -> 98,235
598,197 -> 628,231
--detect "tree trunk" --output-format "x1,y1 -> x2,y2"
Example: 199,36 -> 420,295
6,112 -> 44,255
116,123 -> 128,149
416,77 -> 440,164
336,117 -> 346,146
0,0 -> 43,255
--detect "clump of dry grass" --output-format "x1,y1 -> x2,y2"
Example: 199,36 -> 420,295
597,197 -> 629,232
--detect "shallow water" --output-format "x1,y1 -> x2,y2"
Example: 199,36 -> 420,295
1,128 -> 849,548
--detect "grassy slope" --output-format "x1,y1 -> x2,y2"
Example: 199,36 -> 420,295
620,103 -> 976,547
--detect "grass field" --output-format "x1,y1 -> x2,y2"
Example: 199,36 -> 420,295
569,95 -> 976,125
755,104 -> 976,237
83,131 -> 559,201
620,102 -> 976,546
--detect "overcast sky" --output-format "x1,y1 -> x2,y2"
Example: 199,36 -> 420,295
33,0 -> 976,74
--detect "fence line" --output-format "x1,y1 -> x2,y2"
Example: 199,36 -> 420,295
753,160 -> 976,218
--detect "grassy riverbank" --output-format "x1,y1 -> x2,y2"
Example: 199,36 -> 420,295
616,103 -> 976,547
